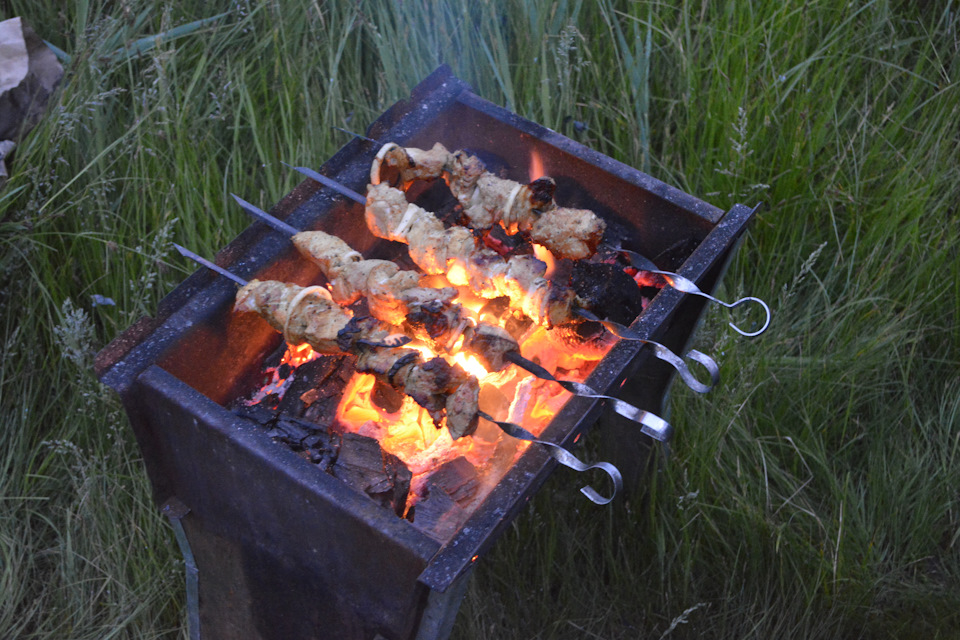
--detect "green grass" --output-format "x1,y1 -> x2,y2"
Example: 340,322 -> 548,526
1,0 -> 958,638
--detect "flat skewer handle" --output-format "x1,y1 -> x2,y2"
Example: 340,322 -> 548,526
621,248 -> 772,337
478,411 -> 623,505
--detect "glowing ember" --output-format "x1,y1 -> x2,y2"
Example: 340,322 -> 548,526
329,315 -> 610,507
446,263 -> 469,287
250,294 -> 613,511
247,342 -> 320,405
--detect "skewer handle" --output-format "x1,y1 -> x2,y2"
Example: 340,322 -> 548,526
655,273 -> 771,337
575,309 -> 720,393
621,248 -> 772,337
478,411 -> 623,505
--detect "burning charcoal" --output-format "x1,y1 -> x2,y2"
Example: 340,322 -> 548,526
233,404 -> 279,428
427,457 -> 479,507
478,296 -> 511,322
411,485 -> 468,542
299,388 -> 320,407
302,434 -> 322,448
409,178 -> 461,224
302,395 -> 341,429
333,433 -> 411,516
305,355 -> 349,387
571,261 -> 646,326
504,315 -> 534,338
372,378 -> 404,413
277,356 -> 347,415
481,225 -> 527,256
303,429 -> 340,471
274,417 -> 314,447
276,391 -> 304,416
384,452 -> 413,513
262,340 -> 288,369
260,393 -> 282,411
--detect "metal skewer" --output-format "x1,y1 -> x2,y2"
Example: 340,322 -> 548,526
230,194 -> 677,440
478,411 -> 622,505
620,248 -> 771,337
290,156 -> 769,337
173,240 -> 624,503
574,310 -> 720,394
332,126 -> 377,143
173,243 -> 249,286
284,163 -> 366,204
282,167 -> 720,394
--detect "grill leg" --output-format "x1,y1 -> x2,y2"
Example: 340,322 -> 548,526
162,498 -> 201,640
412,569 -> 473,640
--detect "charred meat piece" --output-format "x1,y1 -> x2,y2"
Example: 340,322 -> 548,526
463,323 -> 518,373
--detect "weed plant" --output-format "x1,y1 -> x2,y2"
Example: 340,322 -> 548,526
0,1 -> 957,638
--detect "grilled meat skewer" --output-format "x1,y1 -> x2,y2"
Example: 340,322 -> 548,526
287,168 -> 721,395
173,243 -> 625,504
232,195 -> 520,372
372,142 -> 605,260
364,182 -> 577,326
234,277 -> 481,439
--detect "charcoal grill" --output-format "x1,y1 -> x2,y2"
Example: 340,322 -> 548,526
96,66 -> 760,640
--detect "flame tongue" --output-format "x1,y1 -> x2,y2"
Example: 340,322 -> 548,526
531,243 -> 556,279
529,149 -> 545,182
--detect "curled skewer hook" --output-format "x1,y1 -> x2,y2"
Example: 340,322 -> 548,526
575,310 -> 720,393
621,248 -> 772,337
478,411 -> 623,505
708,295 -> 770,337
659,277 -> 771,337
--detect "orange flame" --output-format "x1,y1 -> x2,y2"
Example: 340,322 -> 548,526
446,263 -> 469,287
260,319 -> 612,520
529,149 -> 545,182
532,243 -> 557,279
286,342 -> 318,366
246,343 -> 319,405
